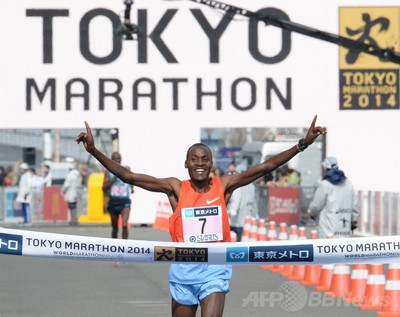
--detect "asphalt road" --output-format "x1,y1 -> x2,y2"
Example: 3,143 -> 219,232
0,224 -> 378,317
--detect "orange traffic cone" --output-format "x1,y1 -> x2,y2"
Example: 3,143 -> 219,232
326,264 -> 351,298
281,225 -> 298,277
315,233 -> 334,291
271,223 -> 287,273
267,220 -> 277,241
257,219 -> 267,242
301,229 -> 321,286
377,263 -> 400,316
160,201 -> 172,232
152,201 -> 163,230
359,264 -> 386,310
315,264 -> 335,291
157,201 -> 172,231
344,264 -> 369,304
277,222 -> 288,240
288,226 -> 307,281
260,221 -> 277,270
241,216 -> 251,242
249,217 -> 258,242
288,224 -> 298,240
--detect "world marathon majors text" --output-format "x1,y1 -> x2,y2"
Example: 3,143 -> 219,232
25,77 -> 292,111
25,237 -> 151,255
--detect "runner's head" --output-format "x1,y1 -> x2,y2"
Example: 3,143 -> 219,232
111,152 -> 122,164
185,143 -> 213,182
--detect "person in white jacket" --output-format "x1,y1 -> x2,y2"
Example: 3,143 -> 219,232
61,160 -> 82,225
227,182 -> 259,241
16,162 -> 33,224
308,157 -> 359,238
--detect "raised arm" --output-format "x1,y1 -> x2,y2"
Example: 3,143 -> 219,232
222,115 -> 326,193
75,122 -> 181,201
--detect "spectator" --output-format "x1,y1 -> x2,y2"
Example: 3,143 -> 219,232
3,168 -> 13,186
31,167 -> 44,191
211,166 -> 224,177
226,162 -> 237,175
16,163 -> 33,224
80,165 -> 89,186
61,159 -> 82,226
274,165 -> 290,187
308,156 -> 359,238
42,164 -> 52,187
227,181 -> 259,242
286,167 -> 300,186
0,166 -> 6,186
7,165 -> 19,186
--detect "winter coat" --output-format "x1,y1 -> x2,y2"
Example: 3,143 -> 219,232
308,168 -> 359,238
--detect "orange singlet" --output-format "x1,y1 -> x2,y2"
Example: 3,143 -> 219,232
169,177 -> 231,243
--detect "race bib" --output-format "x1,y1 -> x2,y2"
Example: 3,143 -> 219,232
181,205 -> 223,243
110,184 -> 129,198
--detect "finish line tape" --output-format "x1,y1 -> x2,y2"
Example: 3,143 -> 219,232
1,227 -> 400,265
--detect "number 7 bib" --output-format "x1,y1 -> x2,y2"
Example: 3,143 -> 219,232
181,205 -> 223,243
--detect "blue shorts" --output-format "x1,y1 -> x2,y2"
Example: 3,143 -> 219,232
169,279 -> 230,305
107,198 -> 131,215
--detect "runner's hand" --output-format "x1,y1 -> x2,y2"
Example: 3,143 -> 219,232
304,115 -> 326,146
75,121 -> 95,153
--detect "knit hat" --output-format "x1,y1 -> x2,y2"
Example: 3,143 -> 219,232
322,157 -> 338,169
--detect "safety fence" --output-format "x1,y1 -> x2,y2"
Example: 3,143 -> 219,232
0,186 -> 87,224
358,191 -> 400,236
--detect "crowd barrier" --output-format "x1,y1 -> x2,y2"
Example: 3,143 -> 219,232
0,186 -> 87,224
255,186 -> 400,237
358,191 -> 400,236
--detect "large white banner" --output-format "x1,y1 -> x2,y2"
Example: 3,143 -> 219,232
0,0 -> 399,223
1,227 -> 400,264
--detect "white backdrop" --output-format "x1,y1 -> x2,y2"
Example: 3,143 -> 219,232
0,0 -> 399,223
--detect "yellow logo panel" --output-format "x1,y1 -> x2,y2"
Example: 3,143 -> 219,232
339,7 -> 399,69
339,7 -> 399,110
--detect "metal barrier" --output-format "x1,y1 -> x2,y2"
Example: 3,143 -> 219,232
358,191 -> 400,236
0,186 -> 87,224
254,186 -> 400,236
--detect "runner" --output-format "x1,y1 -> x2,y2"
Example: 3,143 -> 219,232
75,115 -> 325,317
102,151 -> 134,267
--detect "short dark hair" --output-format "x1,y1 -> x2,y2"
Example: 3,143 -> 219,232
186,143 -> 212,160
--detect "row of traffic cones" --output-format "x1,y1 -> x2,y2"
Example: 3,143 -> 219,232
152,201 -> 172,232
247,217 -> 400,316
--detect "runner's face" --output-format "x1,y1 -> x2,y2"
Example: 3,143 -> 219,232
185,146 -> 213,181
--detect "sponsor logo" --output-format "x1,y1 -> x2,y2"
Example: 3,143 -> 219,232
193,207 -> 219,217
339,7 -> 399,110
206,197 -> 220,204
184,209 -> 194,218
154,246 -> 176,261
226,247 -> 249,262
189,234 -> 219,243
249,244 -> 313,263
154,246 -> 208,262
0,233 -> 23,255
